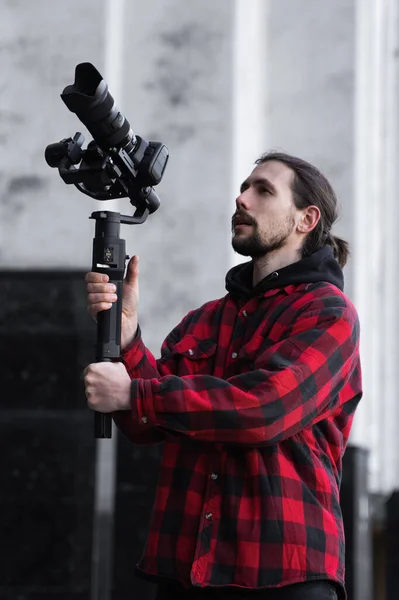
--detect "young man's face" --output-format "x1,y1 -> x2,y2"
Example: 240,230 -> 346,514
231,160 -> 300,258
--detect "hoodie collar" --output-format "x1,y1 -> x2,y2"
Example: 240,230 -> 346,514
225,246 -> 344,300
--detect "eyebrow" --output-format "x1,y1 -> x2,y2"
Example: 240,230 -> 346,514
240,177 -> 277,194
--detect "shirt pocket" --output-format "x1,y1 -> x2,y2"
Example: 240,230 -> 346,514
170,335 -> 217,375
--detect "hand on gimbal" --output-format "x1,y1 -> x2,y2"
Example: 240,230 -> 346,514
86,255 -> 139,351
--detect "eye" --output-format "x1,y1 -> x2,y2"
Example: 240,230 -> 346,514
258,185 -> 271,194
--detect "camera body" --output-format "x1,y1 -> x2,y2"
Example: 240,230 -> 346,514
45,62 -> 169,220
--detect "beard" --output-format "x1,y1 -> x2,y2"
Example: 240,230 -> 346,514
231,213 -> 296,258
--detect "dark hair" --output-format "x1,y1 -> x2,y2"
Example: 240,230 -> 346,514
255,151 -> 349,267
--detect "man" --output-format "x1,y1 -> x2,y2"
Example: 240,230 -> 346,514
84,152 -> 362,600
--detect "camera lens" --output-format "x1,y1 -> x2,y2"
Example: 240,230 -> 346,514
61,63 -> 135,152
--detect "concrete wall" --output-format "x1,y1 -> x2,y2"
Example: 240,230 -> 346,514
0,0 -> 106,269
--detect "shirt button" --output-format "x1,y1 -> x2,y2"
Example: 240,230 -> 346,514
231,352 -> 238,359
141,416 -> 148,424
242,310 -> 248,317
205,512 -> 213,520
188,349 -> 194,356
210,473 -> 218,480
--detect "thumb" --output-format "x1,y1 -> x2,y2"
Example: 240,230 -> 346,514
125,255 -> 139,286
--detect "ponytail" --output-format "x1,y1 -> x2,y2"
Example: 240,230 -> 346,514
325,233 -> 350,268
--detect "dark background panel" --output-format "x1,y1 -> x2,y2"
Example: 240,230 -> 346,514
0,272 -> 96,410
0,412 -> 96,597
0,272 -> 96,599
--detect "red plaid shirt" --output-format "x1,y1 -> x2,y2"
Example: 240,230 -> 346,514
114,260 -> 362,596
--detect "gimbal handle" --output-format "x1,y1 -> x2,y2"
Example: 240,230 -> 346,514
91,211 -> 129,439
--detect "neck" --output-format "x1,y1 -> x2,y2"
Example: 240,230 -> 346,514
252,246 -> 302,286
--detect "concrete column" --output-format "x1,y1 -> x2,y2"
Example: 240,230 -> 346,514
379,0 -> 399,495
90,5 -> 127,600
230,0 -> 269,267
352,0 -> 399,496
352,0 -> 384,487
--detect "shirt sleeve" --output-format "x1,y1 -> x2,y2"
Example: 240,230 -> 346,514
112,313 -> 194,444
128,302 -> 362,446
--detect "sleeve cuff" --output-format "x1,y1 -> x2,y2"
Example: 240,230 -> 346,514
121,325 -> 146,371
130,378 -> 159,428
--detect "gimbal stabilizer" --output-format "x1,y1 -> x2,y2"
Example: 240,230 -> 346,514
45,63 -> 169,438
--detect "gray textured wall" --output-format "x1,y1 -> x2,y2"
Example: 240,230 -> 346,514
0,0 -> 106,269
267,0 -> 356,298
121,0 -> 234,351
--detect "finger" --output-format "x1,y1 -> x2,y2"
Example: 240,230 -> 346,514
87,282 -> 117,294
85,388 -> 94,404
125,255 -> 139,286
88,292 -> 117,304
87,302 -> 113,316
83,370 -> 93,383
85,272 -> 110,283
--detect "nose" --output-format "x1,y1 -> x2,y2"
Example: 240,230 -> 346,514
236,190 -> 250,211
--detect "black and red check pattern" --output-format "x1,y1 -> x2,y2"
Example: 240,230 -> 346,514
113,281 -> 362,595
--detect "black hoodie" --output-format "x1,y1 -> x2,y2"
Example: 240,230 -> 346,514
225,246 -> 344,300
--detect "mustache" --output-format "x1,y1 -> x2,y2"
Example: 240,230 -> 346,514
231,212 -> 257,228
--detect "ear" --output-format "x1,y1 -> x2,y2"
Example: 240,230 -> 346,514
297,205 -> 321,234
